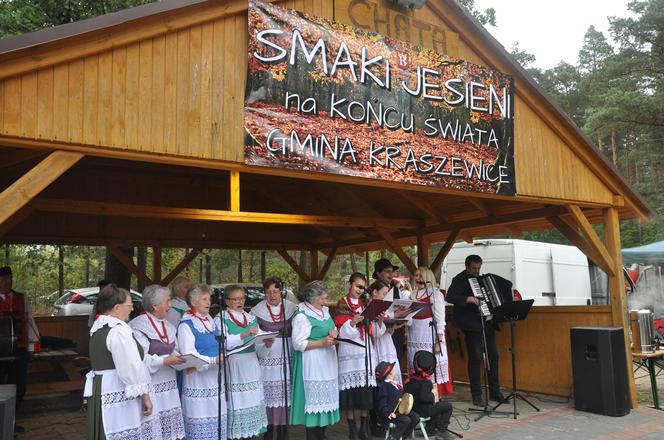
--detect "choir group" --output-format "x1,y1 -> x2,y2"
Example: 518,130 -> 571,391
85,259 -> 456,440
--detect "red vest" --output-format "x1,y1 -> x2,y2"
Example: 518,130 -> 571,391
0,291 -> 28,349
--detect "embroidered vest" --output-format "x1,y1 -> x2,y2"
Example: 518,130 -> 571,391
90,325 -> 144,371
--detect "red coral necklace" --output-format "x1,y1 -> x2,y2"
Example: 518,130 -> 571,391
147,314 -> 169,344
267,303 -> 284,322
228,310 -> 248,328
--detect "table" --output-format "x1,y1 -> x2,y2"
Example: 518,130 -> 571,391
26,349 -> 86,396
632,349 -> 664,410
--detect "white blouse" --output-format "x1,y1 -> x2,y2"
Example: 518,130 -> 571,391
90,315 -> 151,398
291,304 -> 331,352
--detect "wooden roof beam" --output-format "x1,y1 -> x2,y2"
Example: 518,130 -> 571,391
109,246 -> 153,286
0,205 -> 33,238
430,229 -> 460,275
566,204 -> 615,274
0,151 -> 83,226
161,248 -> 202,286
399,190 -> 447,226
375,227 -> 417,275
0,148 -> 46,170
314,205 -> 567,251
278,250 -> 311,283
318,247 -> 338,279
547,216 -> 614,275
467,198 -> 493,216
32,198 -> 422,229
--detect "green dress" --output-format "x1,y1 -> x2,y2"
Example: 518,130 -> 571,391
290,306 -> 340,427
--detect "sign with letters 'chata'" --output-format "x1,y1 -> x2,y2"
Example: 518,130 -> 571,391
244,0 -> 516,195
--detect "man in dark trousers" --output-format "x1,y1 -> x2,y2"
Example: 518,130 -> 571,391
445,255 -> 507,407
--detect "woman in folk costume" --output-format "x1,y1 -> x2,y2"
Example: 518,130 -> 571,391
216,284 -> 269,439
178,284 -> 237,440
85,284 -> 161,440
290,280 -> 340,440
369,280 -> 404,386
250,277 -> 297,440
407,267 -> 453,395
334,273 -> 385,440
129,285 -> 186,440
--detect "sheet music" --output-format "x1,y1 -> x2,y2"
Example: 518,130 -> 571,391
170,353 -> 211,371
226,331 -> 279,356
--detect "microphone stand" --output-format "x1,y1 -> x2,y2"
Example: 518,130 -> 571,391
217,292 -> 230,440
279,286 -> 290,438
425,282 -> 463,439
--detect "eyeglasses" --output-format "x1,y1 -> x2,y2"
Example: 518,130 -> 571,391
227,297 -> 245,301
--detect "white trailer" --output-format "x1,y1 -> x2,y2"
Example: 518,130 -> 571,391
440,239 -> 593,306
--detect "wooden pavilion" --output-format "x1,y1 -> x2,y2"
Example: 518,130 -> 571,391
0,0 -> 654,406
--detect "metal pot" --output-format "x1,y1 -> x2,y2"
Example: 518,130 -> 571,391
637,309 -> 655,354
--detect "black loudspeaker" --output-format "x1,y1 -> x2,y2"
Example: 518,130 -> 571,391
570,327 -> 630,417
0,384 -> 16,440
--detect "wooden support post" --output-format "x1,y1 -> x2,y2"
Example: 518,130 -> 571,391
375,227 -> 417,275
230,170 -> 240,212
0,151 -> 83,226
417,234 -> 429,268
310,250 -> 319,279
604,207 -> 638,408
278,249 -> 311,283
109,246 -> 153,286
566,205 -> 615,274
162,248 -> 202,286
153,246 -> 162,284
318,248 -> 338,279
430,230 -> 460,275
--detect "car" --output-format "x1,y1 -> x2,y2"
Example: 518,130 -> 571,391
52,287 -> 143,317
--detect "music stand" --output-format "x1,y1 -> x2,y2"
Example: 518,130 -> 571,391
491,299 -> 539,419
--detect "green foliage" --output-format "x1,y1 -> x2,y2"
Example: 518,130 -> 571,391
0,0 -> 156,38
457,0 -> 496,26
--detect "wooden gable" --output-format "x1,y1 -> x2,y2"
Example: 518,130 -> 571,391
0,0 -> 652,220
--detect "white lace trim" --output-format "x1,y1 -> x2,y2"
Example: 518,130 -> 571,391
298,302 -> 330,321
106,417 -> 162,440
90,315 -> 125,335
304,378 -> 339,414
263,379 -> 292,408
157,407 -> 186,440
339,369 -> 376,390
179,312 -> 217,334
228,404 -> 268,439
184,415 -> 226,440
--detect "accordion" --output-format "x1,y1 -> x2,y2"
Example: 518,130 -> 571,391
469,274 -> 504,320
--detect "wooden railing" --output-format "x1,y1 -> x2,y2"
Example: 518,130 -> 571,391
35,315 -> 89,356
444,305 -> 614,397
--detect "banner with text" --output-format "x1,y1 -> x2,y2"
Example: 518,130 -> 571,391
244,0 -> 516,195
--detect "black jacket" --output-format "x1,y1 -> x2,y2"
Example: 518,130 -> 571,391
377,381 -> 402,426
446,270 -> 513,332
403,375 -> 435,418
